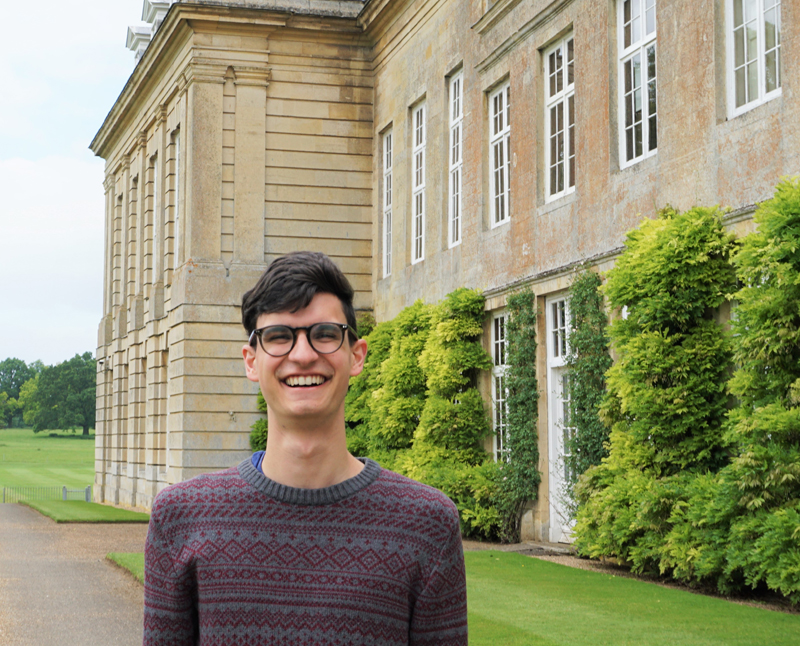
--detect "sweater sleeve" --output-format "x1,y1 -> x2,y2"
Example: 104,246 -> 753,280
143,501 -> 197,646
408,510 -> 468,646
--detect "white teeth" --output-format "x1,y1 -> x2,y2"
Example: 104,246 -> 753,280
285,375 -> 325,387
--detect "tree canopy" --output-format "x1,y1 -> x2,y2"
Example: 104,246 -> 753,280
28,352 -> 96,435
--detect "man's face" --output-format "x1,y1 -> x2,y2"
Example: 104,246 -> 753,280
242,292 -> 367,429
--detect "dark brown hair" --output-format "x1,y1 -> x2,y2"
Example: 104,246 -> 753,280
241,251 -> 357,340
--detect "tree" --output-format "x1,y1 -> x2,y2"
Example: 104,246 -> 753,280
0,357 -> 38,426
18,376 -> 39,428
29,353 -> 96,435
0,357 -> 36,401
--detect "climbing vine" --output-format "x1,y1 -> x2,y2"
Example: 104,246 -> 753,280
496,287 -> 541,543
564,269 -> 612,493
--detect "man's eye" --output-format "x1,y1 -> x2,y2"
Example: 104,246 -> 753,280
263,329 -> 292,344
312,326 -> 341,341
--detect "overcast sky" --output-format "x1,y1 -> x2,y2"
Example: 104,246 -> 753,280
0,0 -> 144,366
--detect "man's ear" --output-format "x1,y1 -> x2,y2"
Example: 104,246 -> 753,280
349,338 -> 368,377
242,344 -> 259,382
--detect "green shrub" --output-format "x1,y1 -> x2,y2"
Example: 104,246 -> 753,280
249,391 -> 268,451
575,205 -> 736,574
346,288 -> 501,539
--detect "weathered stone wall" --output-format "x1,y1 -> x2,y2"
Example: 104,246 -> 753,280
364,0 -> 797,540
92,3 -> 373,508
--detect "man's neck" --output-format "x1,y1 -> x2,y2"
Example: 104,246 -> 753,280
261,414 -> 364,489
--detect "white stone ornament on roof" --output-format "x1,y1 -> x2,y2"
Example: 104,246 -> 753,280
126,24 -> 153,62
126,0 -> 177,61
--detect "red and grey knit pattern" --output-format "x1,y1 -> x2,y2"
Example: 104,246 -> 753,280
143,457 -> 468,645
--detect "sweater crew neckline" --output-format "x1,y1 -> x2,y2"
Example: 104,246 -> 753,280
238,453 -> 381,505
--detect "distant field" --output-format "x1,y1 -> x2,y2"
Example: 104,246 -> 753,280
0,427 -> 94,489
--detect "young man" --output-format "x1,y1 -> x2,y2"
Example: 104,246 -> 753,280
143,251 -> 468,645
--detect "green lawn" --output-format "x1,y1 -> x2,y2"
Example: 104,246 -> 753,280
108,552 -> 145,583
106,550 -> 800,644
21,500 -> 150,523
467,552 -> 800,646
0,427 -> 95,488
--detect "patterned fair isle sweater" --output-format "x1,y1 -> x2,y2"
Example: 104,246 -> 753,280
143,454 -> 468,645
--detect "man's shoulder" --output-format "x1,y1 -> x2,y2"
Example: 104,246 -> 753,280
151,465 -> 244,516
369,466 -> 459,520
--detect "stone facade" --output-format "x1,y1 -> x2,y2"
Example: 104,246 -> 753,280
93,0 -> 795,540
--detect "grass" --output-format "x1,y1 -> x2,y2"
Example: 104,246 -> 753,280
466,552 -> 800,645
104,550 -> 800,645
0,427 -> 94,488
21,500 -> 150,523
107,552 -> 145,583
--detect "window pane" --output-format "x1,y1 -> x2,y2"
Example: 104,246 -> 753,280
746,24 -> 758,62
567,39 -> 574,85
747,60 -> 758,103
734,27 -> 745,67
649,114 -> 657,151
733,0 -> 743,27
624,0 -> 632,48
735,67 -> 747,107
765,10 -> 777,50
744,0 -> 757,22
645,0 -> 655,35
765,50 -> 778,93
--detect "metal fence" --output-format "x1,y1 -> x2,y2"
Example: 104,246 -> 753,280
2,485 -> 92,504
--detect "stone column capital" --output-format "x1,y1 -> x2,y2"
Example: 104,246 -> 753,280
233,66 -> 271,87
180,60 -> 229,86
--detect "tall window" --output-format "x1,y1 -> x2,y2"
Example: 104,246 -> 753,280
619,0 -> 657,167
492,313 -> 508,461
546,35 -> 576,200
448,72 -> 464,247
551,299 -> 568,359
728,0 -> 781,116
412,103 -> 426,264
383,130 -> 393,278
490,83 -> 510,226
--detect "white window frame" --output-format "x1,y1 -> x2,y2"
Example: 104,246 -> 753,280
382,130 -> 393,278
618,0 -> 657,168
448,72 -> 464,248
545,35 -> 576,201
489,82 -> 510,227
546,294 -> 574,543
412,103 -> 426,264
727,0 -> 782,118
491,312 -> 508,461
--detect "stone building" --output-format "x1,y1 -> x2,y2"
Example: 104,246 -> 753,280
92,0 -> 794,541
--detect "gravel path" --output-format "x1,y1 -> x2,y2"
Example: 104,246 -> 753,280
0,504 -> 149,646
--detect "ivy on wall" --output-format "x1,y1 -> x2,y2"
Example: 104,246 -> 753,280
564,268 -> 612,497
496,287 -> 541,543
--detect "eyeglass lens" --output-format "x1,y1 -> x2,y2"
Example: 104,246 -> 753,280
258,323 -> 345,356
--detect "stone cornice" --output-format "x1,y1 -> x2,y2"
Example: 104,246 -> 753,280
474,0 -> 573,75
471,0 -> 524,36
481,245 -> 624,301
90,2 -> 368,159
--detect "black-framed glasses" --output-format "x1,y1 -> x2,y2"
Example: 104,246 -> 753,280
249,322 -> 356,357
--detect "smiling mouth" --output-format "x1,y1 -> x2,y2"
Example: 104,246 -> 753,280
283,375 -> 327,387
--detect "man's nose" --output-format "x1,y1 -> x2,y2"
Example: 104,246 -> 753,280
288,329 -> 318,362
